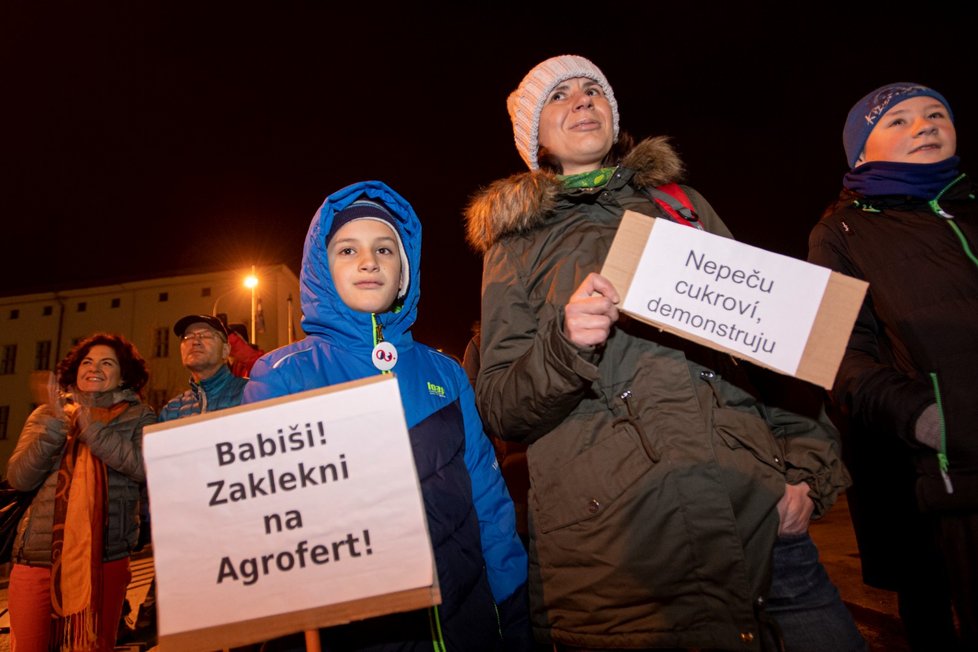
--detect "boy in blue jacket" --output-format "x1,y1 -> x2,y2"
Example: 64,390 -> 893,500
243,180 -> 531,651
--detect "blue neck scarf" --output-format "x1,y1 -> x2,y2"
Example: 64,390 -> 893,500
843,156 -> 961,199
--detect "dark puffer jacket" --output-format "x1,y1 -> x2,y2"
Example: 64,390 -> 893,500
465,137 -> 850,650
809,176 -> 978,515
7,389 -> 155,565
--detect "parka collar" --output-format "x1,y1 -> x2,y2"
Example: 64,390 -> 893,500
465,136 -> 686,253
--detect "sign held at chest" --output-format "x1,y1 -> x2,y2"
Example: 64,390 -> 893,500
600,211 -> 868,389
143,375 -> 438,651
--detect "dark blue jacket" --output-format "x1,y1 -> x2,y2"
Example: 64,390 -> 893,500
243,181 -> 528,651
158,365 -> 247,422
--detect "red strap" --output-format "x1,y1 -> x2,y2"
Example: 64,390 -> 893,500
651,182 -> 697,228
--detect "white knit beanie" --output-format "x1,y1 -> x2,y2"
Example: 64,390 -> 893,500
507,55 -> 620,170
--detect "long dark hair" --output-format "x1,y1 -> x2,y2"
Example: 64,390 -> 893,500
56,333 -> 150,394
538,130 -> 636,174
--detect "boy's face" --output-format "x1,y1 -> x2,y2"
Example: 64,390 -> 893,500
861,96 -> 956,165
327,218 -> 402,314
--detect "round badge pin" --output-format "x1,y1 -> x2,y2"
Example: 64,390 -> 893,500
372,341 -> 398,371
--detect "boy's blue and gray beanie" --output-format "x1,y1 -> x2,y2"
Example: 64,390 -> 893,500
843,82 -> 953,168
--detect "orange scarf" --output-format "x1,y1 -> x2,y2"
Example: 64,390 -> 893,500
50,401 -> 127,652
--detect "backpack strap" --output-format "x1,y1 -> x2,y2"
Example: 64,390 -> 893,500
644,182 -> 703,230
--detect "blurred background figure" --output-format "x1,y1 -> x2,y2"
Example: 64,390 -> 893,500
226,322 -> 264,379
5,333 -> 155,652
159,315 -> 248,420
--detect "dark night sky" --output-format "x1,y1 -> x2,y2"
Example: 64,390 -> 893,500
1,3 -> 975,357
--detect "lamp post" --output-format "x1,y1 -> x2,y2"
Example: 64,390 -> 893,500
211,286 -> 240,318
244,266 -> 259,345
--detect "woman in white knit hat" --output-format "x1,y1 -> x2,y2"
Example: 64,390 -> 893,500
465,54 -> 866,651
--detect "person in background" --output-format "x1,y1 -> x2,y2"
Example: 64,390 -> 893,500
226,322 -> 264,378
5,333 -> 155,652
466,54 -> 865,651
243,180 -> 532,651
159,314 -> 248,420
808,82 -> 977,650
133,314 -> 250,647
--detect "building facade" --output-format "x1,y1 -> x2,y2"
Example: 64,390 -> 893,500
0,264 -> 303,468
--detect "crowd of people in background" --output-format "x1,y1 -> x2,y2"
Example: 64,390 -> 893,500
2,55 -> 975,652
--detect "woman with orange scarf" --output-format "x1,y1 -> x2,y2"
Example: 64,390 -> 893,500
5,333 -> 156,652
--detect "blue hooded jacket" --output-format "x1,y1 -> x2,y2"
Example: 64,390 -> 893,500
243,181 -> 527,650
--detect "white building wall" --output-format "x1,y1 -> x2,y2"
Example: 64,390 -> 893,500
0,265 -> 302,470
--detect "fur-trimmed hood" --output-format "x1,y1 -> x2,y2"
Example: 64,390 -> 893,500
465,136 -> 685,253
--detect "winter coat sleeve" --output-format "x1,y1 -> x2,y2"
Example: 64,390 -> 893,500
458,374 -> 533,649
77,403 -> 154,483
760,402 -> 850,518
459,374 -> 528,599
476,241 -> 602,443
6,405 -> 68,491
808,220 -> 933,442
242,355 -> 289,403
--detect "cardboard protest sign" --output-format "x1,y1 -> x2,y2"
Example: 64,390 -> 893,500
600,211 -> 868,389
142,375 -> 438,652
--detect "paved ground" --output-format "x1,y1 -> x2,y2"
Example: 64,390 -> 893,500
809,493 -> 909,651
0,493 -> 910,651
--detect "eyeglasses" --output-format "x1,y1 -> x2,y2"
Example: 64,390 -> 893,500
181,331 -> 223,343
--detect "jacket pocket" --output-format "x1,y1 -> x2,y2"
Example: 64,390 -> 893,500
530,420 -> 655,534
713,406 -> 786,474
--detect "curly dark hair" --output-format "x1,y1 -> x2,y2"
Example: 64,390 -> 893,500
56,332 -> 150,394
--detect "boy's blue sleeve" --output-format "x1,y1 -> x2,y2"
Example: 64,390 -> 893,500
458,374 -> 528,603
242,355 -> 287,404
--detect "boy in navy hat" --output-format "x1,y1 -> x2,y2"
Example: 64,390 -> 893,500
810,82 -> 977,650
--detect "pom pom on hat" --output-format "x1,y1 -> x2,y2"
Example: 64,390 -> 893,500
326,198 -> 410,299
507,55 -> 620,170
843,82 -> 953,168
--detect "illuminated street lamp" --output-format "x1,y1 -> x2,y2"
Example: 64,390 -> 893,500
244,266 -> 258,345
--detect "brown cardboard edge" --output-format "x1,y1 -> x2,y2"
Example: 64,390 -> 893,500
158,583 -> 441,652
599,210 -> 653,300
796,272 -> 869,389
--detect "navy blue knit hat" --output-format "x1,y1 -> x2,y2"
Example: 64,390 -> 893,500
843,82 -> 953,168
326,198 -> 410,299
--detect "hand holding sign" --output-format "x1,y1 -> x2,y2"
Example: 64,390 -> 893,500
564,273 -> 621,347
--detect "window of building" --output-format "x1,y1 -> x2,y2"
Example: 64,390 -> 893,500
201,287 -> 212,297
42,305 -> 53,316
158,292 -> 168,302
0,344 -> 16,375
153,327 -> 169,358
9,309 -> 19,319
111,297 -> 121,308
77,301 -> 87,312
0,405 -> 9,440
35,340 -> 51,371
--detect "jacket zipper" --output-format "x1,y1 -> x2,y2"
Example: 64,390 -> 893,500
928,372 -> 953,494
618,390 -> 660,463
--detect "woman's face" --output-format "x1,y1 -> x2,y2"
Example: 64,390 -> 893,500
76,344 -> 122,393
538,76 -> 615,175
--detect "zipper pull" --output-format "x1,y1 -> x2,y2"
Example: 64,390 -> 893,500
938,453 -> 954,494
